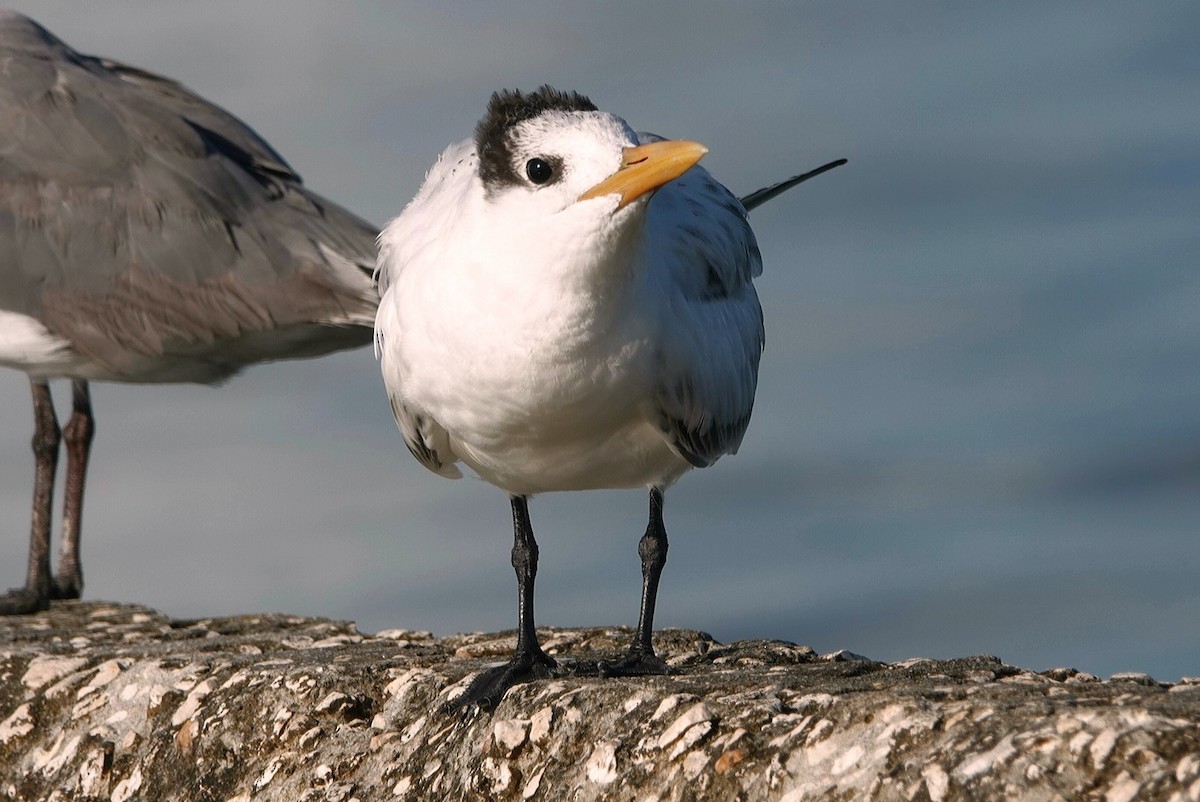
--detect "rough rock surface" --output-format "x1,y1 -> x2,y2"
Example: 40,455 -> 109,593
1,602 -> 1198,801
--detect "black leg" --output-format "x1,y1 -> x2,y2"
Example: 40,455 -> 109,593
510,494 -> 543,658
53,379 -> 93,600
600,486 -> 671,676
445,495 -> 558,712
0,380 -> 60,615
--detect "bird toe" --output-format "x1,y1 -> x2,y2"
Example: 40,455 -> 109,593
598,648 -> 671,678
0,586 -> 51,616
443,648 -> 559,714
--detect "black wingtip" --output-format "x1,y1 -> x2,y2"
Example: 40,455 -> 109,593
739,158 -> 848,212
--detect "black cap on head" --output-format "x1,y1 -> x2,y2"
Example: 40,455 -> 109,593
475,85 -> 597,190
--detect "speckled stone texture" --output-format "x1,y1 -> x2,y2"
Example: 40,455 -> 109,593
1,602 -> 1198,801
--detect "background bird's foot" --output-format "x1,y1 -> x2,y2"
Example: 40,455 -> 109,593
445,647 -> 559,714
50,573 -> 83,600
598,647 -> 670,677
0,586 -> 50,616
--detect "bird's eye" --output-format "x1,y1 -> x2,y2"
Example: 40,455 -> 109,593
525,158 -> 554,185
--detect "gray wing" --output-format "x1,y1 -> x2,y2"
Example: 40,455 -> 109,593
386,393 -> 462,479
639,136 -> 765,468
374,295 -> 461,478
0,12 -> 378,380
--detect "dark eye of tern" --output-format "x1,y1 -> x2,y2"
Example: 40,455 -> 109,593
525,158 -> 554,185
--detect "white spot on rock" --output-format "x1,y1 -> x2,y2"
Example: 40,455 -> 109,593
522,766 -> 545,799
832,744 -> 865,775
22,656 -> 88,691
651,694 -> 692,722
1090,729 -> 1119,770
110,766 -> 142,802
399,715 -> 427,745
145,684 -> 170,716
821,649 -> 873,662
623,692 -> 651,713
283,675 -> 313,693
171,679 -> 215,727
298,725 -> 323,751
85,659 -> 124,690
953,734 -> 1016,782
792,692 -> 837,710
767,716 -> 811,749
1176,754 -> 1200,783
384,668 -> 433,702
219,670 -> 250,690
1109,672 -> 1157,686
779,787 -> 807,802
922,764 -> 949,802
586,740 -> 620,784
0,703 -> 34,744
683,750 -> 709,781
481,757 -> 513,795
670,721 -> 714,760
804,719 -> 834,746
492,718 -> 530,755
253,757 -> 284,791
79,748 -> 111,797
315,691 -> 350,714
32,731 -> 80,777
72,691 -> 108,721
43,734 -> 81,776
1104,770 -> 1142,802
529,706 -> 554,744
658,702 -> 717,749
1068,730 -> 1093,755
271,707 -> 294,739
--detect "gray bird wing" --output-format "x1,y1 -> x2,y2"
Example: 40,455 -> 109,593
639,140 -> 765,469
0,12 -> 379,382
372,286 -> 461,479
385,391 -> 462,479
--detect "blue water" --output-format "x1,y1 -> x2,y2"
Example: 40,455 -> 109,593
1,2 -> 1197,682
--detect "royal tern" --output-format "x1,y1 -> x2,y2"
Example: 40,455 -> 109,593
375,85 -> 841,710
0,11 -> 378,615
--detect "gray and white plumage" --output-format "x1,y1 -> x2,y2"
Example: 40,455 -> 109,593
0,11 -> 377,382
374,86 -> 771,709
0,11 -> 378,613
375,89 -> 763,494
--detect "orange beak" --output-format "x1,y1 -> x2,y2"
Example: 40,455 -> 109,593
578,140 -> 708,208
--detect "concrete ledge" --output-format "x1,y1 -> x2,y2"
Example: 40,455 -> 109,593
1,602 -> 1198,801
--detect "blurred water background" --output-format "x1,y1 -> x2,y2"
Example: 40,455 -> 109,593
2,2 -> 1197,680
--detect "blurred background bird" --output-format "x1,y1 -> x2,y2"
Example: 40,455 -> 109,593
0,11 -> 378,613
1,3 -> 1196,682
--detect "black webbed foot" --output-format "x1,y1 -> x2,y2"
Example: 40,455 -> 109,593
0,586 -> 50,616
445,647 -> 559,713
598,646 -> 670,678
